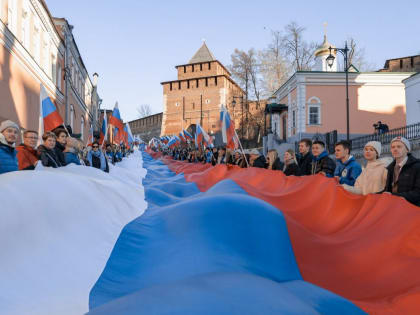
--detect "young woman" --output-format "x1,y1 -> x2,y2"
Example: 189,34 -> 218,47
87,141 -> 109,173
342,141 -> 387,195
283,149 -> 299,176
266,149 -> 284,170
38,132 -> 62,168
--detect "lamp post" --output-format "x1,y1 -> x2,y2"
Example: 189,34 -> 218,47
232,95 -> 244,140
326,42 -> 350,141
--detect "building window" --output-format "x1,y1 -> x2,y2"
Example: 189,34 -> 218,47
307,96 -> 322,125
205,78 -> 208,87
21,1 -> 30,47
178,81 -> 181,89
183,66 -> 186,73
200,63 -> 203,71
208,62 -> 211,70
187,80 -> 190,89
292,110 -> 296,129
411,57 -> 414,67
57,64 -> 62,90
400,59 -> 403,69
7,0 -> 17,33
196,79 -> 199,88
215,77 -> 217,86
81,117 -> 85,140
170,82 -> 172,91
192,64 -> 194,72
70,105 -> 74,130
51,55 -> 57,85
192,103 -> 195,110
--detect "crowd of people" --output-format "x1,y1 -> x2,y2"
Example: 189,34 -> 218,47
158,136 -> 420,207
0,119 -> 132,176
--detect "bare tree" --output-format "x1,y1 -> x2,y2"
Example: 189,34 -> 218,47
344,37 -> 377,72
259,30 -> 291,96
137,104 -> 152,118
282,22 -> 317,71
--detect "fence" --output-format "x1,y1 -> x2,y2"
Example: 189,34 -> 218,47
350,122 -> 420,150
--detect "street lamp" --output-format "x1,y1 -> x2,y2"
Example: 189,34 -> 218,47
232,95 -> 244,140
327,42 -> 350,141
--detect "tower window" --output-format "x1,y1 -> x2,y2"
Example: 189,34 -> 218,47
208,62 -> 211,70
205,78 -> 208,87
400,59 -> 403,69
178,81 -> 181,89
411,57 -> 414,67
196,79 -> 199,88
184,66 -> 186,73
192,64 -> 194,72
200,63 -> 203,71
187,81 -> 190,89
192,102 -> 195,110
215,77 -> 217,86
170,82 -> 172,91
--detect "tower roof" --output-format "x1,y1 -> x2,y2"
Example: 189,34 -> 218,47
188,42 -> 216,64
315,35 -> 336,57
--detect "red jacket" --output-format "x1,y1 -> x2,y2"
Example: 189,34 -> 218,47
16,144 -> 38,170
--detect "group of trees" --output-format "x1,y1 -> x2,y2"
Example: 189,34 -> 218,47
229,21 -> 376,145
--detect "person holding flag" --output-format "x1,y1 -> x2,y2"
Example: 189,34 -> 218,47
99,114 -> 108,146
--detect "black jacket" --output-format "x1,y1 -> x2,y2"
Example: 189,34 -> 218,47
384,154 -> 420,206
297,152 -> 313,176
252,155 -> 267,169
311,152 -> 336,177
54,142 -> 67,166
91,153 -> 110,173
284,162 -> 300,176
272,157 -> 284,171
38,145 -> 62,168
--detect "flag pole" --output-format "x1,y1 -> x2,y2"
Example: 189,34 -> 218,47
234,129 -> 249,168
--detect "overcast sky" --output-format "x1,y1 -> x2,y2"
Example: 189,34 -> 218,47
47,0 -> 420,122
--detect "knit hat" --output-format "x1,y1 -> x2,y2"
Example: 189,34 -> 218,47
364,141 -> 382,157
391,136 -> 411,152
0,120 -> 20,133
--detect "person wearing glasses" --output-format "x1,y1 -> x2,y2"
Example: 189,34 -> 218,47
16,130 -> 39,170
64,137 -> 81,165
87,141 -> 109,173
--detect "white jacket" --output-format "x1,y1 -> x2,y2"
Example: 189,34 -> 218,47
343,160 -> 388,195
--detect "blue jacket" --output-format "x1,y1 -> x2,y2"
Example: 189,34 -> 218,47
0,143 -> 18,175
64,152 -> 81,165
334,155 -> 362,186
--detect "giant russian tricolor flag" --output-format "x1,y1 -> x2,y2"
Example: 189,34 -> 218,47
39,84 -> 64,133
3,148 -> 420,315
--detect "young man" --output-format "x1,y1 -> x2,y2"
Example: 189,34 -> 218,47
383,137 -> 420,206
297,138 -> 313,176
311,140 -> 336,177
16,130 -> 39,170
53,128 -> 68,166
0,120 -> 19,174
334,140 -> 362,186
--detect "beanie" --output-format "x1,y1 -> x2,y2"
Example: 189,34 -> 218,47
0,120 -> 20,133
391,136 -> 411,152
364,141 -> 382,157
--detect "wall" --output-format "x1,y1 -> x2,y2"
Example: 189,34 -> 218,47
404,73 -> 420,125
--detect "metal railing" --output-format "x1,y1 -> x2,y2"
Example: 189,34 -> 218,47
351,122 -> 420,150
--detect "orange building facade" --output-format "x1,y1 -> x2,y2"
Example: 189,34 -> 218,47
0,0 -> 100,141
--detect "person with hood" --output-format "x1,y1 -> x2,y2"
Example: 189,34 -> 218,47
0,120 -> 19,174
283,149 -> 300,176
311,140 -> 336,177
16,130 -> 39,170
267,149 -> 284,171
64,137 -> 81,165
297,138 -> 313,176
343,141 -> 387,195
38,132 -> 62,168
382,137 -> 420,206
334,140 -> 362,186
87,141 -> 109,173
249,149 -> 266,168
53,128 -> 68,166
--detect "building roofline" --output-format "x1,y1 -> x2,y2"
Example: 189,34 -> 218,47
161,74 -> 244,93
384,54 -> 420,62
127,112 -> 163,124
402,72 -> 420,83
175,60 -> 232,76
